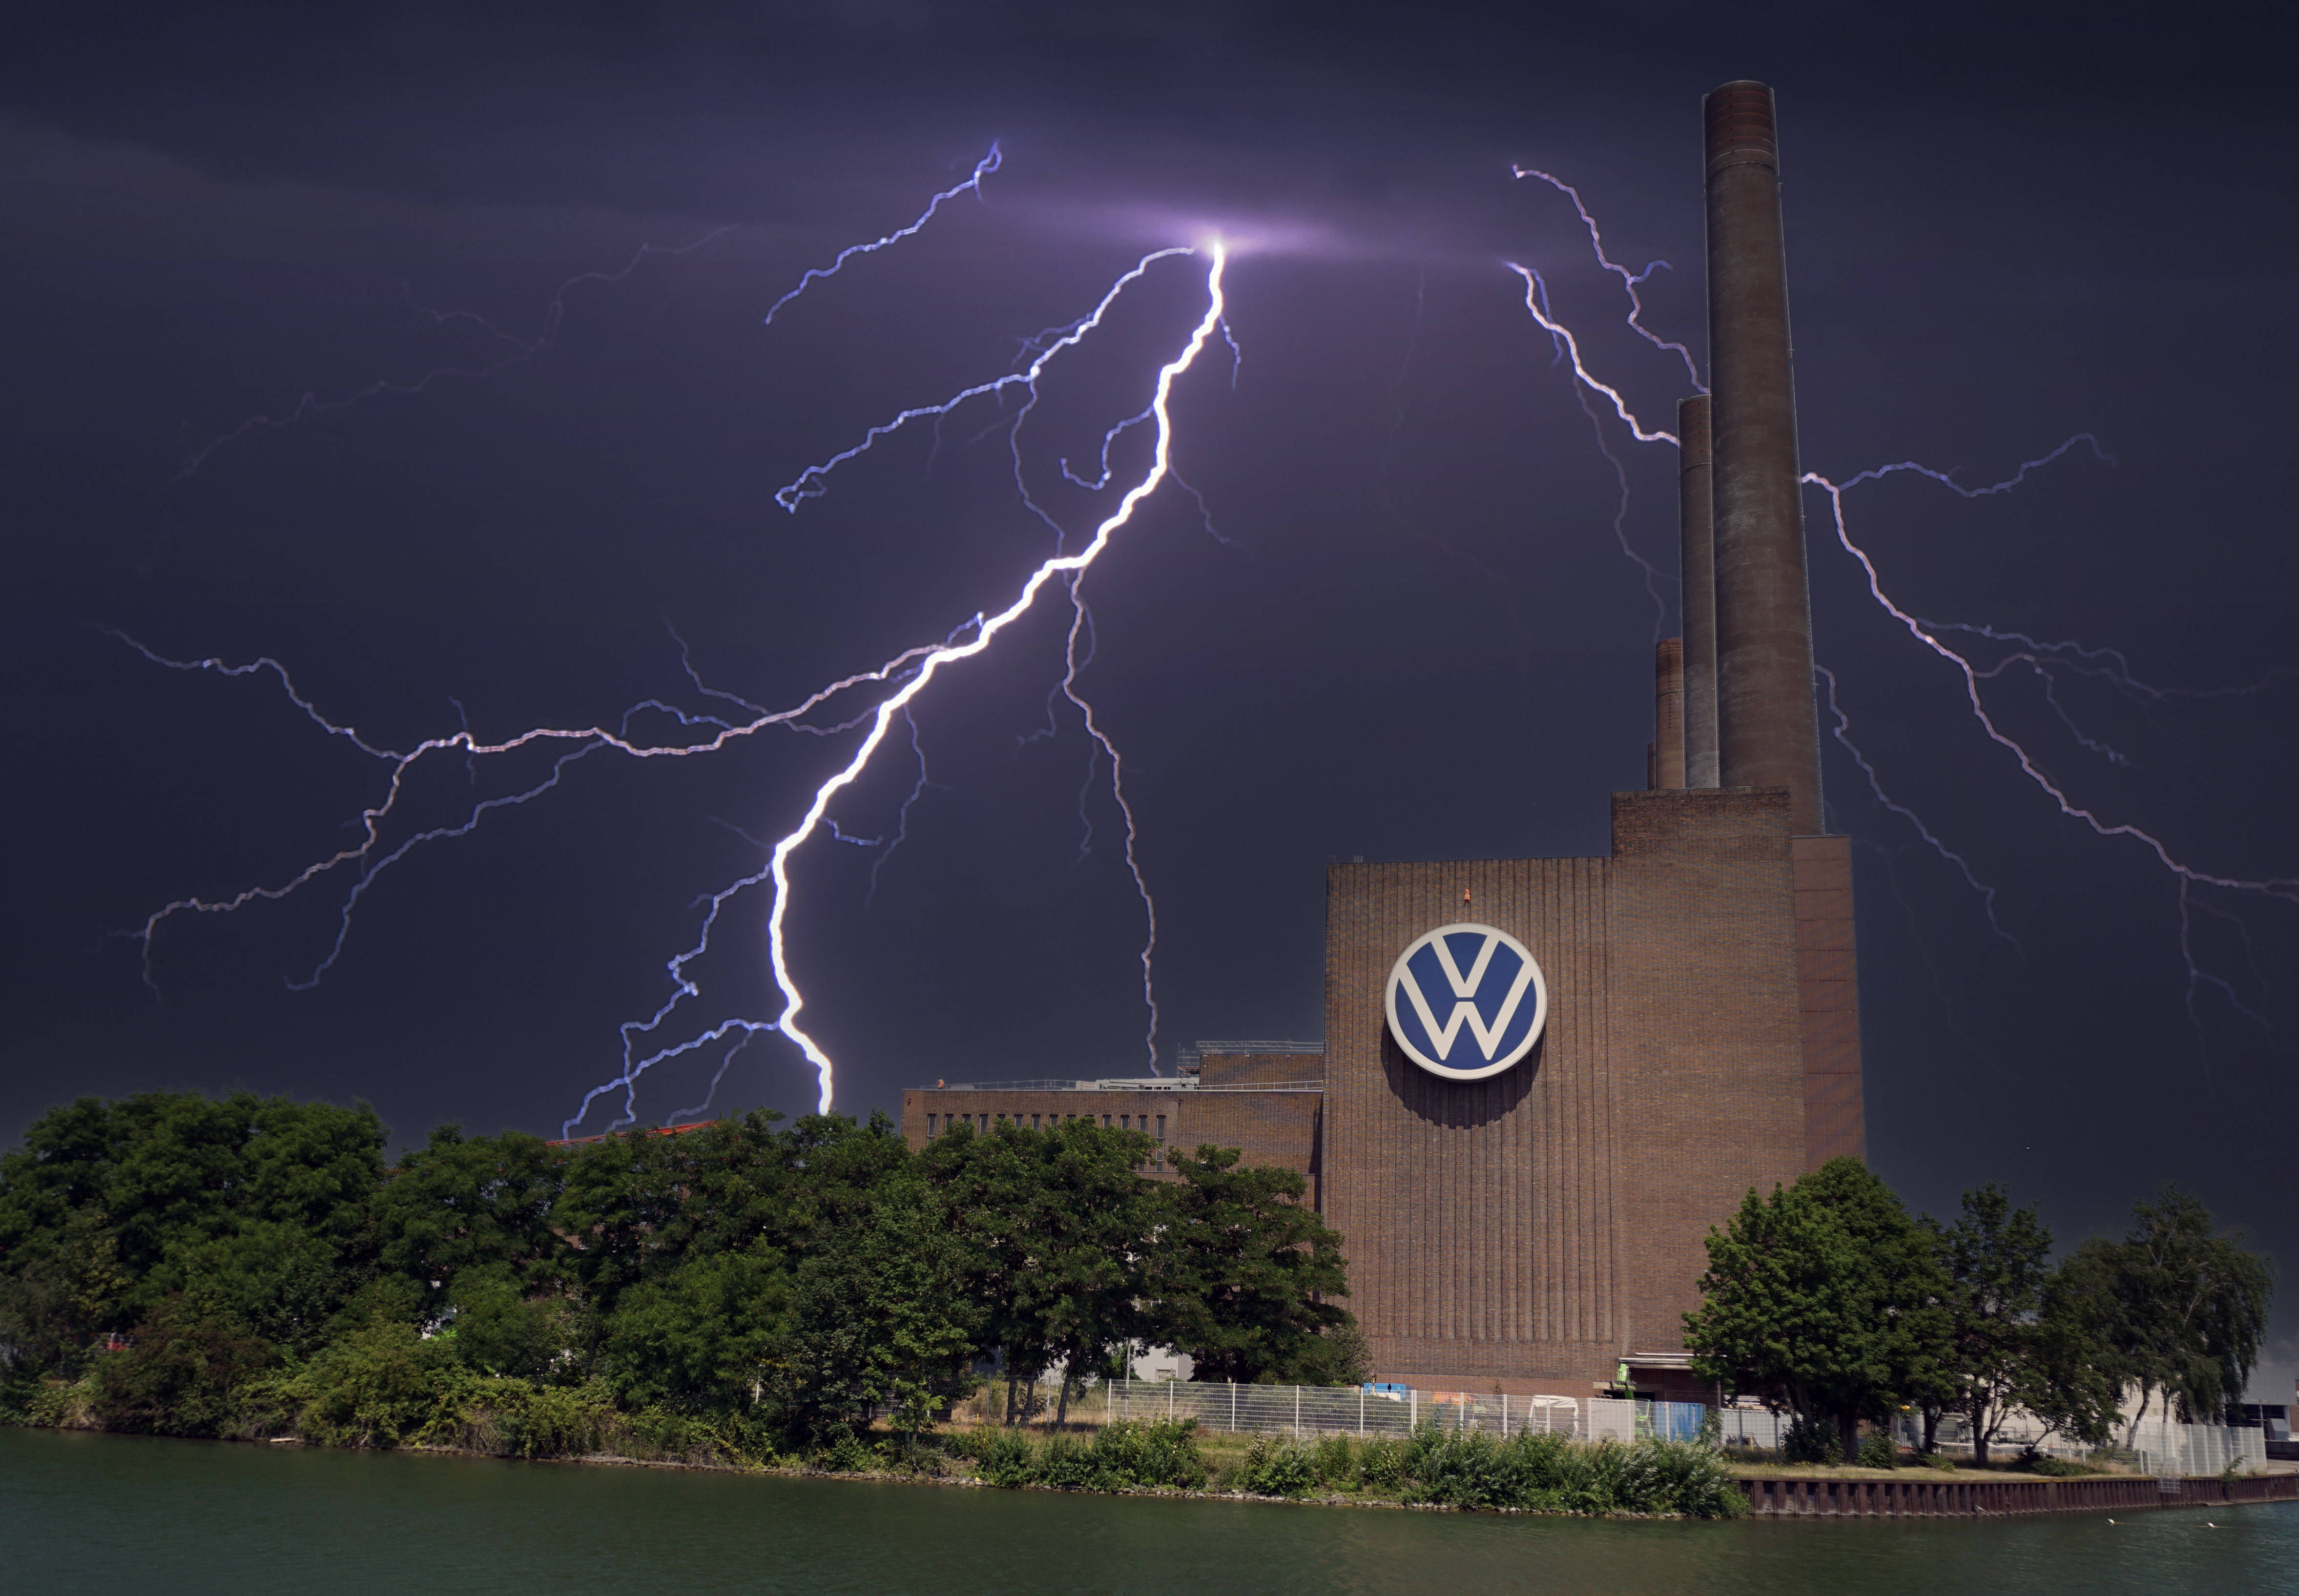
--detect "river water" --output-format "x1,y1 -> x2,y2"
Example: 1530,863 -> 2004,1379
5,1428 -> 2292,1594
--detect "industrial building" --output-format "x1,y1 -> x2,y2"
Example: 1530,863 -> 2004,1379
902,82 -> 1863,1406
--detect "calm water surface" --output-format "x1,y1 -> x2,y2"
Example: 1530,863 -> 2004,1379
4,1427 -> 2292,1594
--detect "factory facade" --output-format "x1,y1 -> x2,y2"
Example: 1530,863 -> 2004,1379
901,82 -> 1864,1406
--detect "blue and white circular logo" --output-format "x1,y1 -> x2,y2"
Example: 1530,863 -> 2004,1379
1385,922 -> 1548,1081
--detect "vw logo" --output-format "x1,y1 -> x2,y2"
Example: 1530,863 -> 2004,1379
1385,922 -> 1547,1081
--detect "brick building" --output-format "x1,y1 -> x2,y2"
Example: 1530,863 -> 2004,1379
900,82 -> 1862,1407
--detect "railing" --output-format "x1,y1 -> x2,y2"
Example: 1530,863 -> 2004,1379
959,1378 -> 1706,1444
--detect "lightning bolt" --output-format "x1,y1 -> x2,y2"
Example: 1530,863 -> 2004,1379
1512,166 -> 1704,392
1051,587 -> 1160,1071
1816,664 -> 2017,949
127,241 -> 1225,1130
751,246 -> 1226,1112
1504,194 -> 2290,1078
762,143 -> 1000,325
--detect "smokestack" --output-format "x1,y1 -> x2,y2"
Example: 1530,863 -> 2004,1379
1652,638 -> 1685,788
1704,81 -> 1823,834
1677,394 -> 1719,788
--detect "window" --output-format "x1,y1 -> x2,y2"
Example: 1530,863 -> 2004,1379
1120,1114 -> 1131,1131
978,1114 -> 988,1132
1031,1114 -> 1040,1130
927,1113 -> 938,1137
1156,1114 -> 1165,1142
1102,1114 -> 1111,1127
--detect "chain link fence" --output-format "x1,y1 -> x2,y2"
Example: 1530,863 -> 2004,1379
954,1378 -> 2273,1476
979,1378 -> 1707,1443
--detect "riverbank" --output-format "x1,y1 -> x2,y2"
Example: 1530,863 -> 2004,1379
7,1412 -> 1749,1518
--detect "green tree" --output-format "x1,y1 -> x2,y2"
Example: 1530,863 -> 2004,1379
445,1270 -> 581,1383
923,1119 -> 1139,1421
2013,1260 -> 2124,1450
1146,1145 -> 1351,1385
771,1181 -> 979,1450
374,1126 -> 568,1298
553,1109 -> 896,1318
597,1246 -> 789,1413
928,1118 -> 1157,1426
2054,1187 -> 2272,1439
1932,1184 -> 2051,1465
1684,1157 -> 1949,1462
0,1091 -> 385,1369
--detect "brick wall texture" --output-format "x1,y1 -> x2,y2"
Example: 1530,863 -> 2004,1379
1326,788 -> 1844,1395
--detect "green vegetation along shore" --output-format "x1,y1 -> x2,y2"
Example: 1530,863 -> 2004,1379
0,1090 -> 1370,1473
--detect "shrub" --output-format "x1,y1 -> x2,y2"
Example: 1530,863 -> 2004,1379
812,1426 -> 874,1473
87,1298 -> 272,1438
1856,1432 -> 1900,1469
1228,1433 -> 1320,1497
1366,1423 -> 1745,1518
1357,1434 -> 1409,1491
1089,1419 -> 1208,1490
285,1320 -> 463,1447
1311,1432 -> 1358,1489
972,1425 -> 1039,1487
432,1377 -> 614,1459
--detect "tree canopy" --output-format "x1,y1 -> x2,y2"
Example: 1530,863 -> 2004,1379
1,1089 -> 1360,1455
1685,1162 -> 2273,1461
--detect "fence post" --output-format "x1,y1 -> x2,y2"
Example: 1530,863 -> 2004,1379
1410,1389 -> 1418,1431
1295,1384 -> 1302,1439
1230,1381 -> 1238,1432
1359,1386 -> 1366,1436
1502,1392 -> 1509,1435
1167,1378 -> 1173,1424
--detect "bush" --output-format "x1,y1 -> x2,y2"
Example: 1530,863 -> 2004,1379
427,1377 -> 614,1459
811,1426 -> 874,1473
87,1298 -> 272,1438
950,1419 -> 1209,1492
971,1426 -> 1039,1487
1371,1424 -> 1746,1518
1227,1433 -> 1320,1497
283,1319 -> 463,1447
1311,1432 -> 1358,1489
1856,1432 -> 1900,1469
1089,1419 -> 1209,1490
1357,1434 -> 1409,1491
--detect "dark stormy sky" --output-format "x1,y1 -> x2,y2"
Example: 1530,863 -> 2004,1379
4,4 -> 2295,1393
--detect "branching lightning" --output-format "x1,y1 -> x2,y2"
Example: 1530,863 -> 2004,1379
762,143 -> 1000,325
1504,207 -> 2289,1071
1816,663 -> 2017,949
131,237 -> 1226,1130
126,143 -> 2287,1137
1512,166 -> 1705,393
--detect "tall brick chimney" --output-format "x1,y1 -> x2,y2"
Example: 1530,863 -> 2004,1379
1705,82 -> 1864,1166
1703,81 -> 1823,835
1677,394 -> 1719,788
